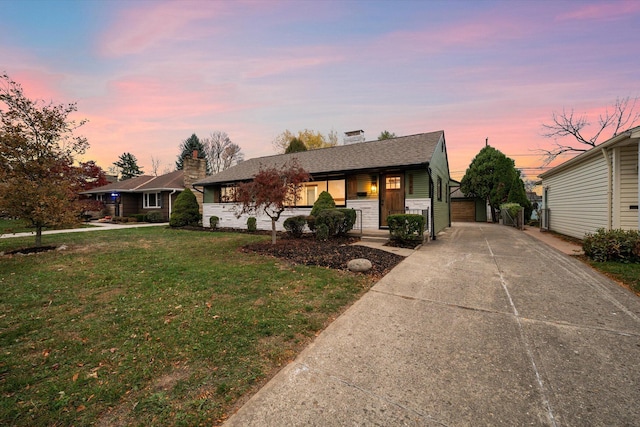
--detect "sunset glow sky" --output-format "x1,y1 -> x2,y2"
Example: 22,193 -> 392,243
2,0 -> 639,181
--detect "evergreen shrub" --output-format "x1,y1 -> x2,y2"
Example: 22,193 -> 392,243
283,215 -> 307,237
169,188 -> 200,227
387,214 -> 425,242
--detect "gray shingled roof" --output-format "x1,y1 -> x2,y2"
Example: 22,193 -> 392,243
81,170 -> 185,194
195,131 -> 444,186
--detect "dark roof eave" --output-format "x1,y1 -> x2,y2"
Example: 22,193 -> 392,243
195,162 -> 431,186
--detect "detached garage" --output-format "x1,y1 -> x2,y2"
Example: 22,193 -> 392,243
451,186 -> 487,222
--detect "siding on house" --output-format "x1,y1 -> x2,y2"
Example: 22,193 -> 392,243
544,154 -> 609,239
406,170 -> 429,199
617,144 -> 639,229
429,135 -> 452,234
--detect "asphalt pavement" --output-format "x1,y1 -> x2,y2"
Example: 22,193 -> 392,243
224,222 -> 640,426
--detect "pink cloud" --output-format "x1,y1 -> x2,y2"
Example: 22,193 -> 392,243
98,1 -> 227,57
556,0 -> 640,21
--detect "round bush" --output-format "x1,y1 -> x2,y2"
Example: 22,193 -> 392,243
247,217 -> 257,232
209,215 -> 219,229
283,215 -> 307,237
169,188 -> 200,227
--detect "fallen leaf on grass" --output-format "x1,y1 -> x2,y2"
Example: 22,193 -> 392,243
72,373 -> 79,382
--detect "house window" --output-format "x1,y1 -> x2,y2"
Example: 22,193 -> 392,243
386,177 -> 401,189
409,174 -> 414,195
437,176 -> 442,201
144,192 -> 162,208
95,194 -> 105,202
297,179 -> 345,206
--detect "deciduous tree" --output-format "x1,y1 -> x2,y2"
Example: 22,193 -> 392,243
202,131 -> 244,174
113,152 -> 144,180
540,96 -> 639,164
272,129 -> 337,153
0,73 -> 88,246
234,160 -> 310,244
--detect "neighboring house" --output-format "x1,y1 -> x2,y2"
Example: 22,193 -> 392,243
193,131 -> 454,239
450,185 -> 488,222
539,125 -> 640,239
82,154 -> 207,220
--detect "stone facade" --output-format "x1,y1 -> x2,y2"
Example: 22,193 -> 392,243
183,152 -> 207,214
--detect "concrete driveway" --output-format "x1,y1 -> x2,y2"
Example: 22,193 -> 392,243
225,222 -> 640,426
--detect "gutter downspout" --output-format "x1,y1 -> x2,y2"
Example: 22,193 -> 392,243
601,148 -> 612,231
428,166 -> 436,241
168,190 -> 177,218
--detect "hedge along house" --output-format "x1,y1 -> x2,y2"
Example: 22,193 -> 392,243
539,125 -> 640,239
81,153 -> 207,221
193,131 -> 454,240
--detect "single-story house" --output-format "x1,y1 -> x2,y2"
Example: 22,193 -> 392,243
82,154 -> 206,220
193,131 -> 454,239
450,185 -> 488,222
539,125 -> 640,239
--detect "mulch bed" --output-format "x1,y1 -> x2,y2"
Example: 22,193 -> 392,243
241,234 -> 406,277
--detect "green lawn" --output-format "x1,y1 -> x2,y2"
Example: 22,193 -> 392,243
588,260 -> 640,294
0,228 -> 374,426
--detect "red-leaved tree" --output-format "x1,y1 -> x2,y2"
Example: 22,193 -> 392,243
234,160 -> 310,244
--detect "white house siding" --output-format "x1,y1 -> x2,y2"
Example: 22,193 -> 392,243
346,199 -> 378,230
617,144 -> 639,230
203,203 -> 311,231
544,154 -> 609,239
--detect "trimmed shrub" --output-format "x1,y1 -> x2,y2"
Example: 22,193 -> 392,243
247,217 -> 257,232
308,191 -> 336,231
583,228 -> 640,263
170,188 -> 201,227
146,211 -> 164,223
310,191 -> 336,217
127,216 -> 139,223
283,215 -> 307,237
209,215 -> 219,230
500,202 -> 522,219
387,214 -> 426,242
335,208 -> 356,235
316,223 -> 329,241
315,209 -> 345,237
131,214 -> 146,222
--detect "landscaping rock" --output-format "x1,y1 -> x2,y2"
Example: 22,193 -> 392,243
347,258 -> 372,273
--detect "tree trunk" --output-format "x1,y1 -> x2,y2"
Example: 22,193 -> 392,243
271,218 -> 277,244
35,225 -> 43,247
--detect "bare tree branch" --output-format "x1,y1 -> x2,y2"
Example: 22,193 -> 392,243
539,96 -> 639,164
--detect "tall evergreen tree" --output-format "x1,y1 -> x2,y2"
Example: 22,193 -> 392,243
460,146 -> 522,223
113,152 -> 144,180
176,133 -> 208,171
285,137 -> 307,153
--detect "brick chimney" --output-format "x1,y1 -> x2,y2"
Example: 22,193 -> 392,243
183,151 -> 207,214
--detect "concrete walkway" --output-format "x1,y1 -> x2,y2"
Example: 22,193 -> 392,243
0,221 -> 168,239
224,222 -> 640,426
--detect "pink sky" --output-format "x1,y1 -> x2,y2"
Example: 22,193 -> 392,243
2,0 -> 639,181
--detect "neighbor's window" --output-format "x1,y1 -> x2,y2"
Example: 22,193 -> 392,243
220,185 -> 237,202
96,194 -> 105,202
144,192 -> 162,208
437,176 -> 442,201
